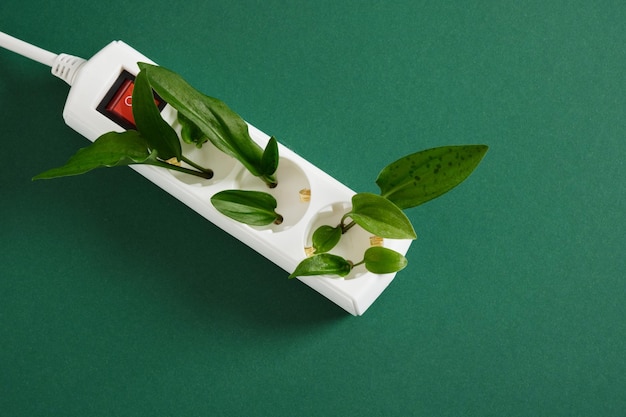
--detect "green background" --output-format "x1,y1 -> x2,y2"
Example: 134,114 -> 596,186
1,1 -> 624,416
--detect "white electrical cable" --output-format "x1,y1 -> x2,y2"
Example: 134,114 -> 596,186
0,30 -> 86,86
0,31 -> 57,66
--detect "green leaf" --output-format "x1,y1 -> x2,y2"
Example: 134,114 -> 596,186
363,246 -> 408,274
376,145 -> 488,209
312,225 -> 342,253
132,69 -> 181,161
261,136 -> 279,179
138,63 -> 269,182
289,253 -> 352,279
348,193 -> 416,239
211,190 -> 282,226
33,131 -> 154,179
178,112 -> 209,148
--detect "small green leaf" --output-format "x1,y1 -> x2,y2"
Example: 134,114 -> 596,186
178,112 -> 209,148
138,63 -> 271,184
348,193 -> 416,239
376,145 -> 488,209
132,69 -> 181,161
289,253 -> 352,279
312,225 -> 342,253
261,136 -> 279,178
211,190 -> 282,226
33,131 -> 154,179
363,247 -> 408,274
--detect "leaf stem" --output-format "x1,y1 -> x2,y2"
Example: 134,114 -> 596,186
180,155 -> 214,176
262,174 -> 278,189
352,259 -> 365,268
340,213 -> 356,234
148,159 -> 213,179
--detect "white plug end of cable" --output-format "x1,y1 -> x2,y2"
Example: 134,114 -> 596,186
51,53 -> 86,86
0,31 -> 86,86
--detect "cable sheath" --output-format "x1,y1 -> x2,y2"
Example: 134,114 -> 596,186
0,31 -> 57,66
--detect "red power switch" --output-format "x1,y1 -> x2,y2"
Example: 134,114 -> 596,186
106,78 -> 135,127
97,70 -> 165,130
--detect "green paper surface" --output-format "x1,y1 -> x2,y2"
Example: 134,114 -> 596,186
1,1 -> 625,416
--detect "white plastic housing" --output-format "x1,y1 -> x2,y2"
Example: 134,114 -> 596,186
61,41 -> 412,315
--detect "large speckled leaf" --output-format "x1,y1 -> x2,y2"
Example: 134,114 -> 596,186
376,145 -> 488,209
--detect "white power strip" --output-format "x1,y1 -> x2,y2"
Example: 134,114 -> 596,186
1,33 -> 412,315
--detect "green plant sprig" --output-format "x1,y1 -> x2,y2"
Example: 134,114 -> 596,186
34,63 -> 279,187
310,192 -> 416,254
294,145 -> 489,278
309,145 -> 487,255
138,63 -> 278,188
35,68 -> 207,180
32,130 -> 214,180
289,247 -> 408,278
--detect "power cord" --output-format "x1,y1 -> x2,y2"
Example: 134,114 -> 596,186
0,31 -> 86,85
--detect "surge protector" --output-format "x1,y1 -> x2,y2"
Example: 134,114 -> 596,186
0,33 -> 412,315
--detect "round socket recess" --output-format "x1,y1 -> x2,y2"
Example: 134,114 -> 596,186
237,157 -> 312,232
304,201 -> 378,280
168,141 -> 239,186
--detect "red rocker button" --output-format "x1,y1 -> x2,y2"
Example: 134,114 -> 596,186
97,70 -> 166,130
105,78 -> 135,127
